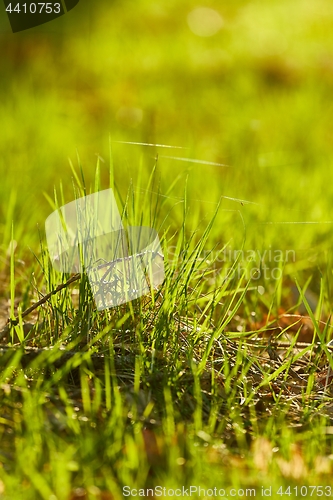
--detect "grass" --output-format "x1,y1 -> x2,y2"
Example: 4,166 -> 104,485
1,158 -> 333,499
1,0 -> 333,498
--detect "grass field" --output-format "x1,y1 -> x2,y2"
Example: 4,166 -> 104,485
1,0 -> 333,498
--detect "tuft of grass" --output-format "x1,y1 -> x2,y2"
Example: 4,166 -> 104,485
0,155 -> 332,498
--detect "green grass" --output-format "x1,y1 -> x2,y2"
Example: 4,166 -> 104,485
1,158 -> 332,499
1,0 -> 333,498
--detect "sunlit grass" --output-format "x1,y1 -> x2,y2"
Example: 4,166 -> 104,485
0,155 -> 332,498
1,0 -> 333,497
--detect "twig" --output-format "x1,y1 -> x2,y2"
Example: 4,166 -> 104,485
0,250 -> 164,341
2,273 -> 81,334
92,250 -> 164,278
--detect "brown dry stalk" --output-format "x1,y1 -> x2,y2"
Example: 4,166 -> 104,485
0,273 -> 81,341
0,250 -> 164,340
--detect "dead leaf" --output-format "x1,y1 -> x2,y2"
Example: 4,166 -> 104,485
142,428 -> 162,465
277,444 -> 307,480
252,437 -> 273,473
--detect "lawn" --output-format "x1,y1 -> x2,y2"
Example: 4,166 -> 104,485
1,0 -> 333,498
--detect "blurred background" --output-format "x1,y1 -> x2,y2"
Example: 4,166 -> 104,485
1,0 -> 333,296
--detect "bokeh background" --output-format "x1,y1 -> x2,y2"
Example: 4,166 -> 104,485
1,0 -> 333,293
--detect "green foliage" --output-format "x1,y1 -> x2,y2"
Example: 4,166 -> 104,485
1,0 -> 333,497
